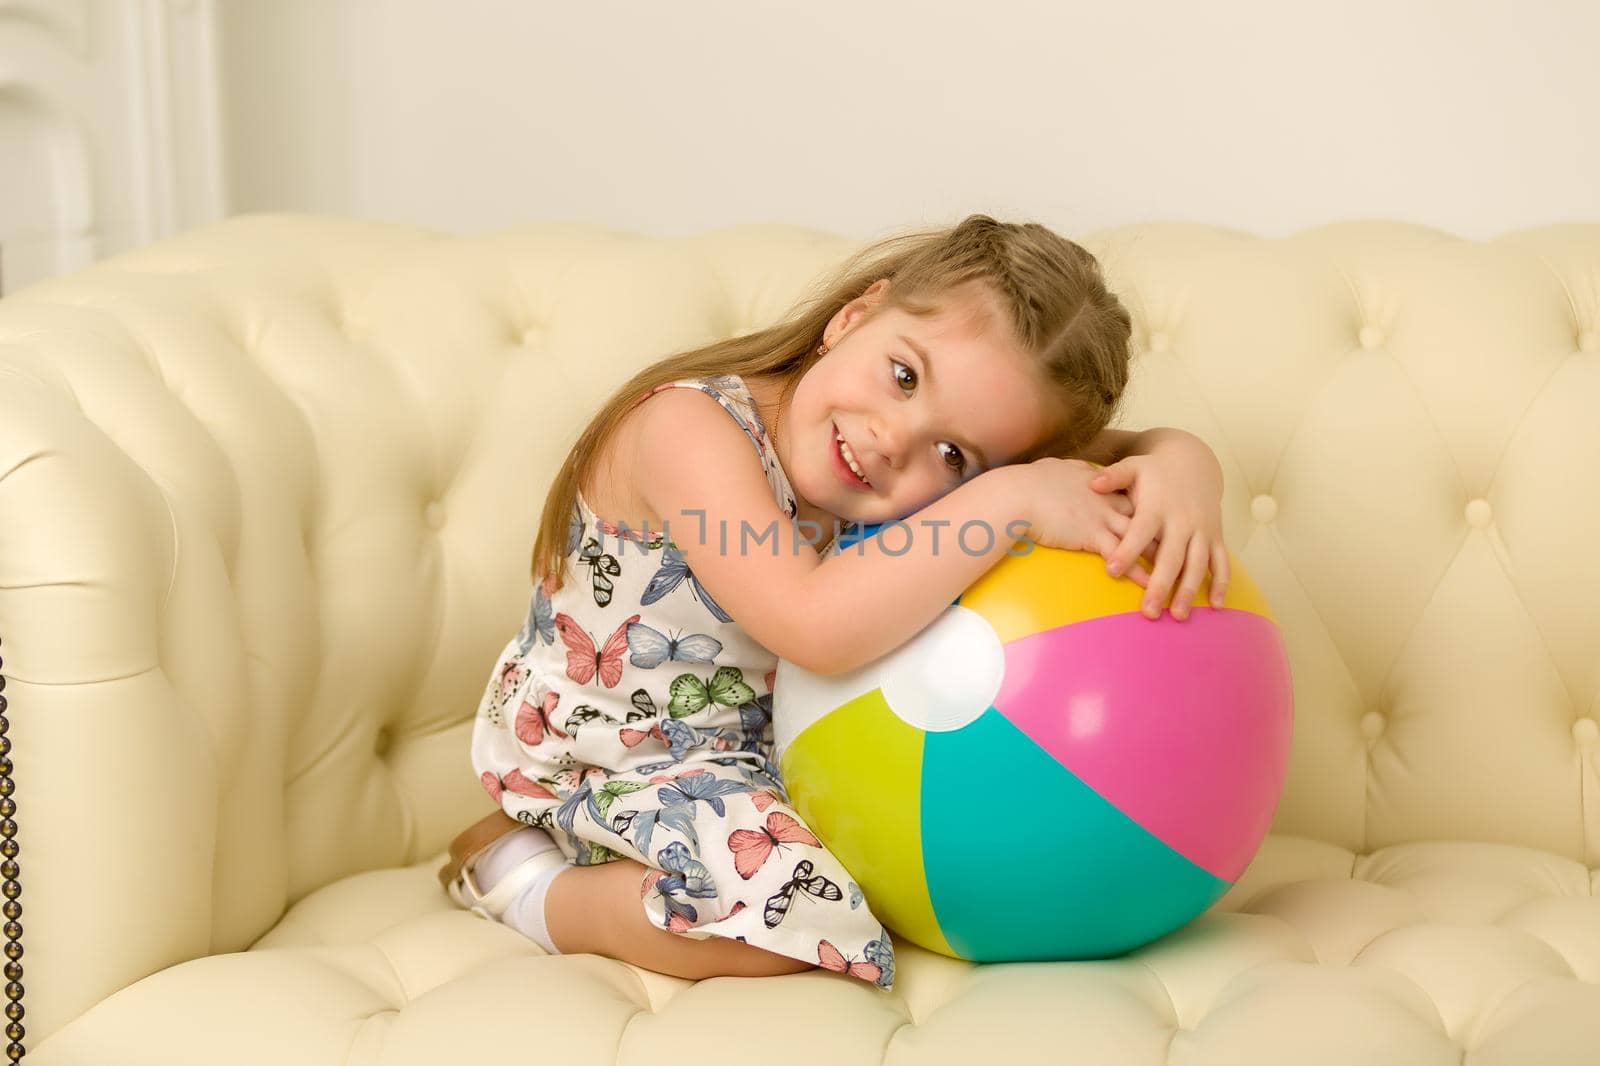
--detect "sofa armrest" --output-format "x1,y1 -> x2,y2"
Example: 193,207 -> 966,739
0,215 -> 519,1045
0,323 -> 235,1044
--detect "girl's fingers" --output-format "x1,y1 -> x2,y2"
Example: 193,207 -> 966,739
1210,541 -> 1230,607
1098,529 -> 1151,589
1170,536 -> 1211,621
1091,462 -> 1136,492
1107,516 -> 1160,577
1141,528 -> 1188,619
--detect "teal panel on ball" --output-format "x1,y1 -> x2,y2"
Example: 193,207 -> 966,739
920,707 -> 1231,961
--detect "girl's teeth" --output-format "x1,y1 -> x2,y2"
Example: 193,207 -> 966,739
836,432 -> 869,485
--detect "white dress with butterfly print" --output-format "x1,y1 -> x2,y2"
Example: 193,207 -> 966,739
467,374 -> 896,989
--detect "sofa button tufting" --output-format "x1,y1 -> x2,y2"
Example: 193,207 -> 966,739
425,502 -> 445,530
1359,325 -> 1385,349
520,323 -> 545,347
1578,330 -> 1598,353
1573,717 -> 1598,745
1251,494 -> 1277,523
1464,498 -> 1493,529
1360,711 -> 1386,740
338,307 -> 366,340
375,726 -> 393,756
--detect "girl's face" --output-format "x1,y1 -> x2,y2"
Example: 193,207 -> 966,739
774,279 -> 1058,532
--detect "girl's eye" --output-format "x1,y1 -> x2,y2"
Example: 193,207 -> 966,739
891,359 -> 916,393
939,442 -> 967,474
892,359 -> 967,476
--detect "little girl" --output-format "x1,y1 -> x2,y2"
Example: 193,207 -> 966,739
438,215 -> 1230,990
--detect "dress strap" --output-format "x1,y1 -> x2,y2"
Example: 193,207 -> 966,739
644,374 -> 799,522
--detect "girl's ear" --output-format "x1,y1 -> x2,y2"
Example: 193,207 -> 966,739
829,277 -> 891,341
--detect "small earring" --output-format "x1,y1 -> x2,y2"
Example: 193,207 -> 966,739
816,342 -> 829,356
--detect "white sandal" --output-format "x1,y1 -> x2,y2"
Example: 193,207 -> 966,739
446,834 -> 566,922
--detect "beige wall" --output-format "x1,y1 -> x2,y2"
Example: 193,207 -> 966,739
217,0 -> 1598,240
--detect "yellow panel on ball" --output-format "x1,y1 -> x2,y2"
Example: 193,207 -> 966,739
960,545 -> 1276,643
779,687 -> 954,958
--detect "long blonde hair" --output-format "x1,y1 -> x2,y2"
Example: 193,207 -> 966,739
530,213 -> 1133,590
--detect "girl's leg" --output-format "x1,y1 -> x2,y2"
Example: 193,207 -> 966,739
544,857 -> 817,980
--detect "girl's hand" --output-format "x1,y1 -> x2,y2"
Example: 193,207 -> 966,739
1088,438 -> 1228,621
1008,457 -> 1138,556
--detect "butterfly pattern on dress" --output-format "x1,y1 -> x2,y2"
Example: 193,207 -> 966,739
624,769 -> 754,856
728,810 -> 821,879
514,688 -> 566,747
568,503 -> 584,553
763,859 -> 844,930
667,665 -> 756,718
613,686 -> 733,763
641,543 -> 733,624
483,658 -> 527,728
480,766 -> 558,804
626,620 -> 722,668
556,611 -> 637,688
468,374 -> 894,989
577,537 -> 622,608
818,939 -> 884,983
516,581 -> 557,655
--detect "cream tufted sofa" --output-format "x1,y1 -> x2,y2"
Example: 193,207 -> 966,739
5,214 -> 1600,1064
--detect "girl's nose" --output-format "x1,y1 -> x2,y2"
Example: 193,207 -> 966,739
870,414 -> 907,470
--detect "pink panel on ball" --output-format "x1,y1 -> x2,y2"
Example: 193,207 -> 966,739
992,609 -> 1292,882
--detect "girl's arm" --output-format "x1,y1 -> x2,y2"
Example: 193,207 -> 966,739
632,387 -> 1039,676
1074,426 -> 1200,468
793,467 -> 1034,672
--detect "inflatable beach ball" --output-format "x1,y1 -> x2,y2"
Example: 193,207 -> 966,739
773,526 -> 1293,963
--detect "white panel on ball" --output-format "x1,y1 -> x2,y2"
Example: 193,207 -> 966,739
879,606 -> 1004,732
772,604 -> 1005,765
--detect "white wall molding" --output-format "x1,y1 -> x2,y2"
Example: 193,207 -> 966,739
0,0 -> 226,294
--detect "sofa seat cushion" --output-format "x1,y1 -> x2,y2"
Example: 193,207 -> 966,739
32,833 -> 1600,1064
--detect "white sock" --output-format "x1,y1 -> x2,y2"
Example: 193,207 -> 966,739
502,855 -> 570,955
468,826 -> 568,954
474,825 -> 558,889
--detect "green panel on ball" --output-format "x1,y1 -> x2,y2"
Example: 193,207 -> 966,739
921,707 -> 1231,961
780,688 -> 953,957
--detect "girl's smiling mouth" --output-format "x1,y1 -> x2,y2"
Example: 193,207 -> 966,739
832,424 -> 872,489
